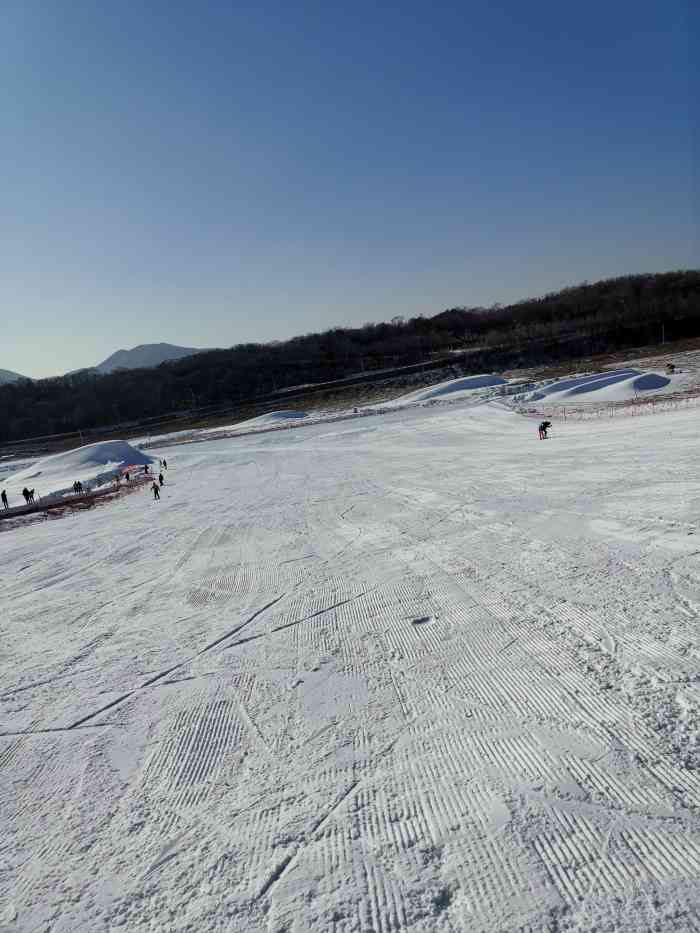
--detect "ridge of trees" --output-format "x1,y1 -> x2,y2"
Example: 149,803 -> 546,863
1,270 -> 698,443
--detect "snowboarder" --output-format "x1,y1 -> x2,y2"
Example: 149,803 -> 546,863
152,482 -> 160,500
158,473 -> 164,487
1,490 -> 8,509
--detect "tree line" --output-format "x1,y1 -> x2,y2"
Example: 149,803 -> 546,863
1,270 -> 698,443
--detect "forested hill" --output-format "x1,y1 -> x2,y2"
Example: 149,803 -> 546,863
2,270 -> 698,443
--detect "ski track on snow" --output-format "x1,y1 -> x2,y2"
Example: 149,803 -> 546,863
1,402 -> 699,931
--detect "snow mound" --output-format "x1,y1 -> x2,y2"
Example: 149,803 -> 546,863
528,370 -> 672,405
204,410 -> 309,434
3,440 -> 153,502
378,374 -> 506,408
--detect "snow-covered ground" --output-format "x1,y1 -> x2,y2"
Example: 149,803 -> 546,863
2,402 -> 699,931
1,440 -> 152,506
202,409 -> 311,435
519,369 -> 680,407
141,366 -> 690,450
375,373 -> 507,407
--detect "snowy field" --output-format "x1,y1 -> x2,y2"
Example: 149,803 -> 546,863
132,365 -> 689,450
2,402 -> 699,932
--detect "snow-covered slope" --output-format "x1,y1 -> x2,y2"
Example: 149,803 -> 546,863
2,402 -> 699,930
203,409 -> 309,434
376,373 -> 507,408
0,367 -> 28,384
95,343 -> 210,373
524,368 -> 673,405
2,439 -> 152,503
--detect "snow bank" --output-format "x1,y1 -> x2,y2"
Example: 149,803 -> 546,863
526,369 -> 672,405
376,374 -> 506,408
2,440 -> 153,502
203,409 -> 309,434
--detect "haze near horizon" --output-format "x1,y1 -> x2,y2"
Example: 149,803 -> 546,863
2,0 -> 696,378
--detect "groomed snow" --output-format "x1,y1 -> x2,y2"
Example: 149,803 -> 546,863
1,439 -> 153,504
2,402 -> 699,931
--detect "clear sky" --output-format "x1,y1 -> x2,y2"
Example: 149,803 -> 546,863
2,0 -> 697,378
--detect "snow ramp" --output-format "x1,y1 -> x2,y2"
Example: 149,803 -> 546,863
378,374 -> 506,408
528,370 -> 672,405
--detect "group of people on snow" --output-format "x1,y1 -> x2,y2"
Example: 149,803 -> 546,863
0,487 -> 37,509
0,455 -> 170,515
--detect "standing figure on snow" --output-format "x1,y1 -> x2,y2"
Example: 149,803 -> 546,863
28,489 -> 35,503
124,471 -> 130,483
1,490 -> 8,509
22,487 -> 30,504
538,420 -> 552,440
162,458 -> 167,470
158,472 -> 164,487
152,482 -> 160,500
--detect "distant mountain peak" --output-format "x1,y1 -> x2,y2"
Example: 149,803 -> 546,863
95,343 -> 209,374
0,368 -> 28,385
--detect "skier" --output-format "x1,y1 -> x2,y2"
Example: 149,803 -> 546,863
152,482 -> 160,500
1,490 -> 8,509
538,420 -> 552,440
144,464 -> 149,475
28,489 -> 35,503
163,458 -> 167,470
22,487 -> 30,504
158,472 -> 164,487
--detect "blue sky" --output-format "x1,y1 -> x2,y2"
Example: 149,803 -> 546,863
2,0 -> 696,377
